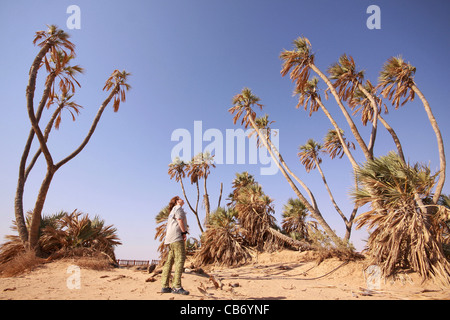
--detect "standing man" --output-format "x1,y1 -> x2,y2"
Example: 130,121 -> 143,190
160,196 -> 189,295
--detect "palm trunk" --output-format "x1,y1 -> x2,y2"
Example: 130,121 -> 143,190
377,115 -> 406,162
310,64 -> 372,161
28,167 -> 56,250
356,83 -> 406,162
411,84 -> 446,204
203,175 -> 211,226
245,108 -> 342,246
178,178 -> 204,233
315,98 -> 359,169
267,227 -> 312,251
314,158 -> 348,225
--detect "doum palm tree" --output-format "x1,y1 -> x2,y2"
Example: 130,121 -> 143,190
377,56 -> 446,204
18,25 -> 131,253
229,88 -> 342,247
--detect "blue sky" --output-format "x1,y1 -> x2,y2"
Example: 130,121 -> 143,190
1,0 -> 449,260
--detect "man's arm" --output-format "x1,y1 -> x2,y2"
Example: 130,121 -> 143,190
177,218 -> 188,240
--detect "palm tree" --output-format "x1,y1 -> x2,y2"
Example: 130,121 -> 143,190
281,198 -> 310,241
229,88 -> 341,247
168,157 -> 204,233
353,152 -> 450,284
250,113 -> 319,212
327,54 -> 407,162
377,56 -> 446,204
294,77 -> 359,169
19,26 -> 131,253
299,139 -> 353,240
349,80 -> 406,162
192,207 -> 251,267
227,171 -> 255,207
193,152 -> 215,226
280,37 -> 371,160
322,129 -> 355,160
15,51 -> 85,247
1,210 -> 121,265
15,26 -> 78,246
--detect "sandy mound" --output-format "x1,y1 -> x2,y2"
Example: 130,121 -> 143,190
1,250 -> 449,300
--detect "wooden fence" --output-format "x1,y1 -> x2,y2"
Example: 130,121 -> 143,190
117,259 -> 160,267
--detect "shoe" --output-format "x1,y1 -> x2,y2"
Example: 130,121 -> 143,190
172,287 -> 190,295
161,287 -> 172,293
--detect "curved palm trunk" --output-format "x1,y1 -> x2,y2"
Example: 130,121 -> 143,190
245,109 -> 342,246
411,84 -> 446,204
267,227 -> 311,251
266,138 -> 318,211
178,178 -> 204,233
377,115 -> 406,162
310,64 -> 372,161
315,98 -> 358,169
314,158 -> 348,225
356,83 -> 406,162
26,83 -> 122,253
357,84 -> 429,214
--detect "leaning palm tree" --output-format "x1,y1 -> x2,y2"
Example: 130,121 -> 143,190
229,88 -> 341,247
299,138 -> 353,240
294,77 -> 359,169
280,37 -> 371,160
353,152 -> 450,284
377,56 -> 446,204
328,54 -> 407,162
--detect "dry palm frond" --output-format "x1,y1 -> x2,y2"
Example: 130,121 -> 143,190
354,152 -> 450,285
192,207 -> 251,267
377,56 -> 416,109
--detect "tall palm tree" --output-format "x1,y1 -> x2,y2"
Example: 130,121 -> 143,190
280,37 -> 371,160
15,26 -> 77,246
23,26 -> 131,252
15,51 -> 85,246
294,77 -> 359,169
328,54 -> 407,162
298,139 -> 352,240
229,88 -> 341,246
377,56 -> 446,204
349,80 -> 406,162
353,152 -> 450,284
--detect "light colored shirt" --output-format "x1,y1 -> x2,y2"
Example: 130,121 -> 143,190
164,205 -> 187,244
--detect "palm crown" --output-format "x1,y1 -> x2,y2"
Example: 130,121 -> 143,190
377,56 -> 416,108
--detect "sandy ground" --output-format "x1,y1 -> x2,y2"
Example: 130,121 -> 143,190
1,250 -> 449,300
